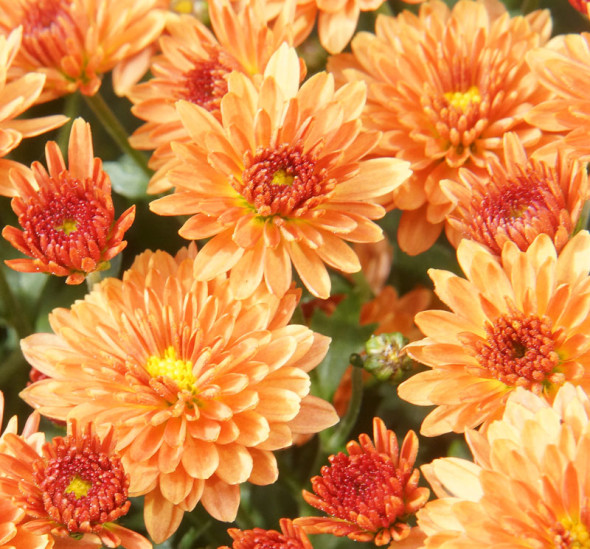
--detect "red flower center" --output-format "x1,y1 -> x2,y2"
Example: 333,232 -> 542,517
182,50 -> 237,113
313,451 -> 407,528
34,432 -> 130,534
476,311 -> 562,390
16,172 -> 114,269
466,164 -> 569,254
238,143 -> 332,217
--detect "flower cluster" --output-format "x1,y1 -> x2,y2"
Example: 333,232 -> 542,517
1,0 -> 590,548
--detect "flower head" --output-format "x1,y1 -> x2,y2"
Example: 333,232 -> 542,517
296,417 -> 428,547
0,420 -> 149,549
0,27 -> 67,195
20,245 -> 338,544
398,231 -> 590,436
129,0 -> 300,194
0,0 -> 166,101
2,118 -> 135,284
418,383 -> 590,547
443,132 -> 589,254
220,519 -> 313,549
150,44 -> 411,299
328,0 -> 555,254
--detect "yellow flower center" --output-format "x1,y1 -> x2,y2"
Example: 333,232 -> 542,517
271,169 -> 295,187
64,474 -> 92,499
170,0 -> 194,13
146,346 -> 196,392
444,85 -> 481,111
555,517 -> 590,548
55,218 -> 78,235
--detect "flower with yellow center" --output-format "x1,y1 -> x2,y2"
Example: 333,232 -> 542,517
418,383 -> 590,548
150,44 -> 412,299
328,0 -> 556,254
442,132 -> 589,254
0,420 -> 149,549
398,230 -> 590,436
0,27 -> 67,195
0,0 -> 166,101
20,244 -> 338,544
128,0 -> 299,194
2,118 -> 135,284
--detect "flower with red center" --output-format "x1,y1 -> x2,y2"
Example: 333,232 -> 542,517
0,27 -> 67,195
295,417 -> 429,547
526,31 -> 590,158
2,118 -> 135,284
418,383 -> 590,547
128,0 -> 302,194
328,0 -> 556,254
398,230 -> 590,436
442,132 -> 589,254
220,519 -> 313,549
0,0 -> 166,101
0,420 -> 149,548
150,44 -> 412,299
19,244 -> 338,544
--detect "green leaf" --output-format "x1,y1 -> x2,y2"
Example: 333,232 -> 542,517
310,290 -> 376,401
104,155 -> 149,199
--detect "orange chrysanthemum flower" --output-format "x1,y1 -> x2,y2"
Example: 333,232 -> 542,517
296,417 -> 429,547
20,245 -> 338,544
0,27 -> 67,194
220,519 -> 313,549
0,420 -> 150,549
2,118 -> 135,284
129,0 -> 300,194
328,0 -> 555,254
398,231 -> 590,436
526,31 -> 590,157
0,0 -> 166,101
443,132 -> 589,254
150,44 -> 412,299
418,383 -> 590,547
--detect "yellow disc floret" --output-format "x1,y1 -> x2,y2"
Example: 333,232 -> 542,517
444,85 -> 481,111
146,346 -> 196,392
558,517 -> 590,549
65,474 -> 92,499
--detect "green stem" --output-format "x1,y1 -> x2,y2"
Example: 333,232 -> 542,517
56,93 -> 80,151
0,264 -> 33,338
310,364 -> 365,476
83,92 -> 152,177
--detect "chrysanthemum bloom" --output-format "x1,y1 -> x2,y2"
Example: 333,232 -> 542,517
129,0 -> 301,194
20,245 -> 338,543
398,230 -> 590,436
0,420 -> 150,549
0,0 -> 166,101
0,27 -> 67,195
150,44 -> 412,299
526,31 -> 590,158
220,519 -> 313,549
418,383 -> 590,547
328,0 -> 555,254
442,132 -> 589,254
2,118 -> 135,284
296,417 -> 429,547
